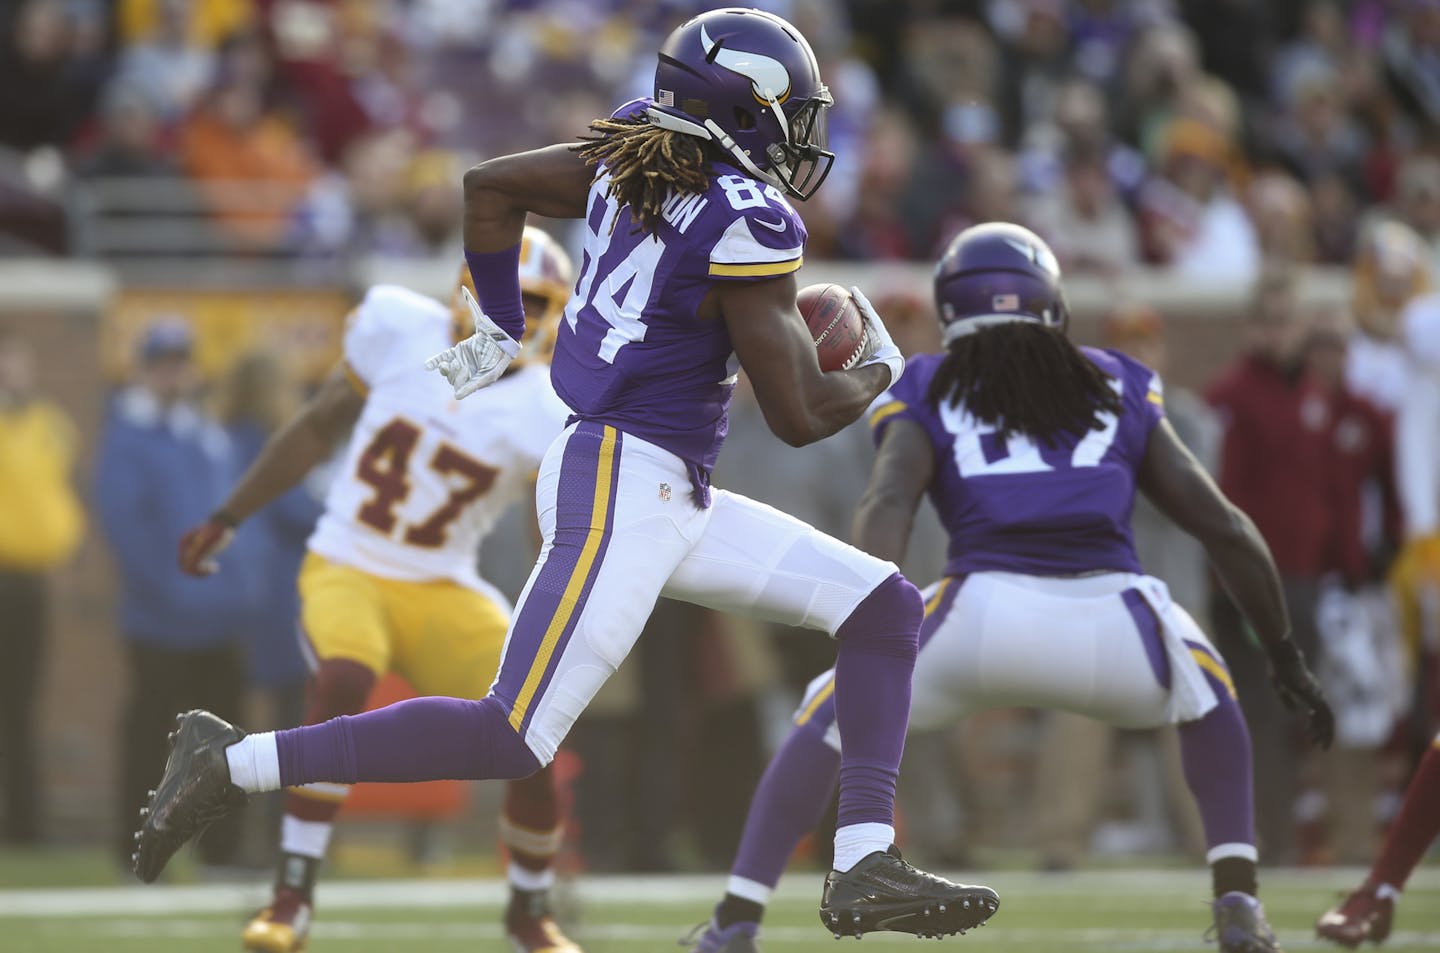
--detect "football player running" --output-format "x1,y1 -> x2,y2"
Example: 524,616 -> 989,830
1316,243 -> 1440,948
134,7 -> 998,942
686,223 -> 1336,953
175,228 -> 584,953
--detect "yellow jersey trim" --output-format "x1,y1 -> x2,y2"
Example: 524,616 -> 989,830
869,400 -> 908,429
1147,390 -> 1164,407
709,257 -> 804,278
508,425 -> 619,731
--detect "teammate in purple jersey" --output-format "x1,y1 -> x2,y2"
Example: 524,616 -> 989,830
130,7 -> 999,941
685,222 -> 1337,953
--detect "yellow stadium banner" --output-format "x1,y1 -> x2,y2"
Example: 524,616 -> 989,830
105,287 -> 353,384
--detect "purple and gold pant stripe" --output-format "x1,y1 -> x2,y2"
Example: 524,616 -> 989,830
498,423 -> 622,737
1185,639 -> 1238,699
794,575 -> 961,731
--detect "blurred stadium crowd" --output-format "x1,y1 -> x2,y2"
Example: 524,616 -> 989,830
2,0 -> 1440,272
1,0 -> 1438,885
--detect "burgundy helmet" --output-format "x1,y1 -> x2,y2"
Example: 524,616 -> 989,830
647,7 -> 834,200
933,223 -> 1069,345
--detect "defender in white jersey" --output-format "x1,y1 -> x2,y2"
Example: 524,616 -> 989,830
1317,282 -> 1440,948
306,284 -> 562,595
1347,221 -> 1432,414
177,228 -> 585,953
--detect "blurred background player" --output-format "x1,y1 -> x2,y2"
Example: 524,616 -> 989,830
1347,221 -> 1431,414
135,8 -> 999,942
1317,217 -> 1440,949
175,228 -> 583,953
0,331 -> 84,845
1357,221 -> 1440,758
687,223 -> 1333,953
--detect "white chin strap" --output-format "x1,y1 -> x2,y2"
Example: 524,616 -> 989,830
646,105 -> 784,189
942,313 -> 1043,345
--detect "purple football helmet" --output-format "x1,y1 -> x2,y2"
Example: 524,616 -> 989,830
933,223 -> 1069,345
647,7 -> 834,200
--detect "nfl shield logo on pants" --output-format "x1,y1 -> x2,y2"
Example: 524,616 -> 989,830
658,482 -> 672,503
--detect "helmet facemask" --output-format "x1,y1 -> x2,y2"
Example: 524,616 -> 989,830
765,91 -> 834,200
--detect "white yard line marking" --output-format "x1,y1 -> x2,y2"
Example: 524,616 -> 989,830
40,917 -> 1440,950
0,868 -> 1435,918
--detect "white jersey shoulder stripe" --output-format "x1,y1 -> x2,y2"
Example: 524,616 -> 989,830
709,216 -> 803,266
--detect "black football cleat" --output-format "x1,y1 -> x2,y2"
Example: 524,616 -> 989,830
132,709 -> 248,883
818,846 -> 999,939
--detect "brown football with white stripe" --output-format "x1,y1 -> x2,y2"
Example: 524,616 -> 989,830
798,282 -> 868,372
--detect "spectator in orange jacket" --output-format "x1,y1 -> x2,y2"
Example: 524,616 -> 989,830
179,37 -> 316,249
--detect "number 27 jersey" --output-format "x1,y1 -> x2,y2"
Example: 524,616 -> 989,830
306,285 -> 571,593
871,347 -> 1166,577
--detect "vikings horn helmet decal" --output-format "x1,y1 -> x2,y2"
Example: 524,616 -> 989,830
699,23 -> 792,105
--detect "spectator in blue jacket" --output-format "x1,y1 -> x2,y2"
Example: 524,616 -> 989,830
95,319 -> 255,870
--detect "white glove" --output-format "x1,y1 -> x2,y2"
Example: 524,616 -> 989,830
850,286 -> 905,387
425,286 -> 522,399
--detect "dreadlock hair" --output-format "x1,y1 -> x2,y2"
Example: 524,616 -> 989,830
573,116 -> 716,235
927,321 -> 1124,446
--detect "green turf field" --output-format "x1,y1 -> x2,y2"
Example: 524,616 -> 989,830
1,868 -> 1436,952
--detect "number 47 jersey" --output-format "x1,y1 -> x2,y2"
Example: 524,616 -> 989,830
871,346 -> 1166,578
307,285 -> 571,595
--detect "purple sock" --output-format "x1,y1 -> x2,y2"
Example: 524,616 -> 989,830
464,245 -> 526,342
831,573 -> 921,828
730,720 -> 842,891
275,695 -> 541,786
1178,668 -> 1256,853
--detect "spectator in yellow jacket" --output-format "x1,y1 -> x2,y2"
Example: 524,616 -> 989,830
0,331 -> 84,844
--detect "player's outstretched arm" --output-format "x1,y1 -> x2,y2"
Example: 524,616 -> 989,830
178,365 -> 363,575
462,144 -> 592,252
853,418 -> 935,564
720,273 -> 892,447
441,146 -> 594,397
1137,420 -> 1286,643
1137,418 -> 1334,745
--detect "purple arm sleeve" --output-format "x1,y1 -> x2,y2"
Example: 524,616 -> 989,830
464,245 -> 526,344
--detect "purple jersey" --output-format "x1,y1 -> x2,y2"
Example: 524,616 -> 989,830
871,347 -> 1165,576
550,161 -> 807,493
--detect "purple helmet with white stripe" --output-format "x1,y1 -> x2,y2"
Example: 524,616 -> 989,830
647,7 -> 834,200
933,223 -> 1069,345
